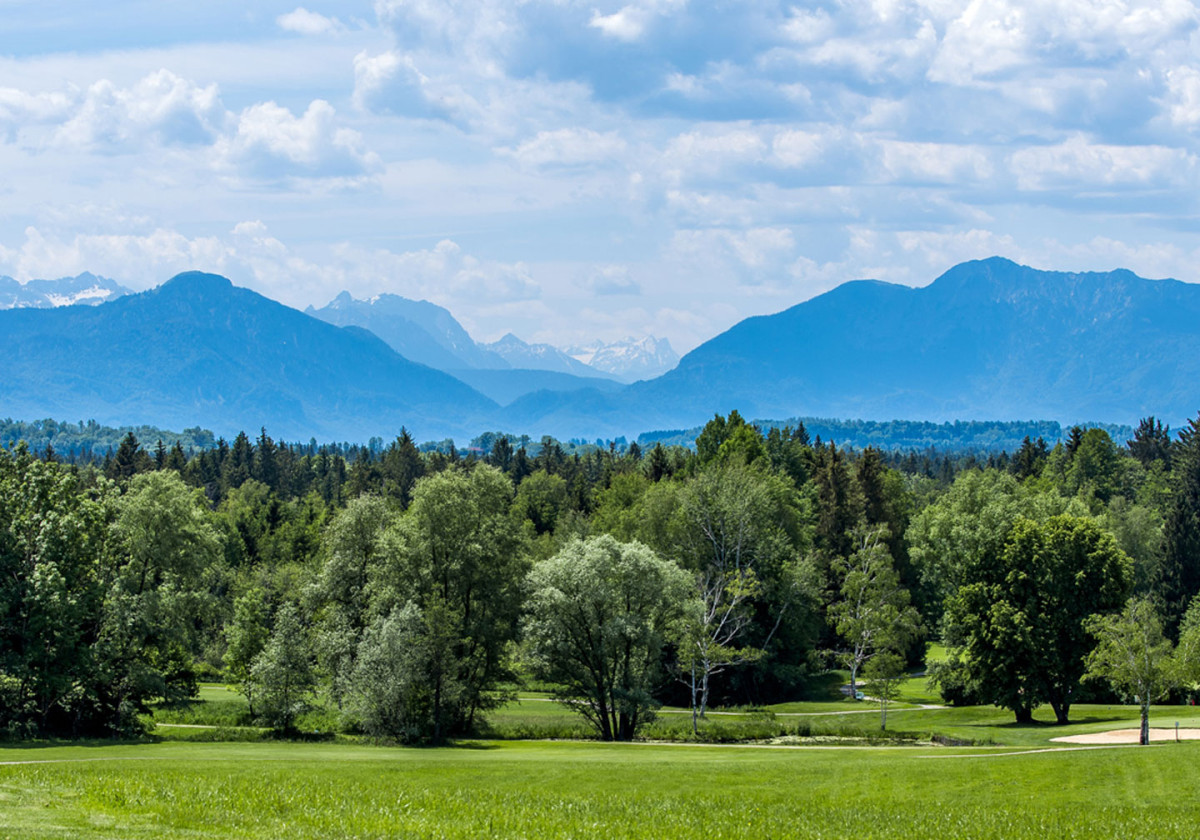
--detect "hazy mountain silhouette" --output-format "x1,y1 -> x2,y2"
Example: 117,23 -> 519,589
503,257 -> 1200,437
0,272 -> 496,441
5,258 -> 1198,443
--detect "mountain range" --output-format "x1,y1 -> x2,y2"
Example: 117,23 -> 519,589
0,272 -> 131,309
0,272 -> 495,441
1,257 -> 1198,442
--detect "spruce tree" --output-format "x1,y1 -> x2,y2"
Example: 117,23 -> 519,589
1158,415 -> 1200,635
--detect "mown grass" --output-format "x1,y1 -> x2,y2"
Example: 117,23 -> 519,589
1,739 -> 1199,838
151,681 -> 1200,750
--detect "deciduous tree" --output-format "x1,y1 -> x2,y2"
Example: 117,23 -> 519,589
524,535 -> 695,741
1085,597 -> 1176,745
948,515 -> 1131,723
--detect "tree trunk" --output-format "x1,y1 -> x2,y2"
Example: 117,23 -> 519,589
690,665 -> 699,736
1140,700 -> 1150,746
1014,705 -> 1034,724
1050,700 -> 1070,725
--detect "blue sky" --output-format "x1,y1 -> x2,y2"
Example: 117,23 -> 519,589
2,0 -> 1199,351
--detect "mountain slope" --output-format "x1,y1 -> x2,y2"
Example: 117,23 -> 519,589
505,258 -> 1200,437
307,292 -> 508,370
0,272 -> 497,441
447,367 -> 624,406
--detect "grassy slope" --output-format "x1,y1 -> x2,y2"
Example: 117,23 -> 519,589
2,739 -> 1199,838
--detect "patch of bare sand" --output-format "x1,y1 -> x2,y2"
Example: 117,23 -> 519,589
1052,728 -> 1200,744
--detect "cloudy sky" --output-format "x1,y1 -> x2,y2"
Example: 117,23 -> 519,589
2,0 -> 1199,352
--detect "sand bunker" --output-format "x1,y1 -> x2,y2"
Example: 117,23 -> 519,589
1052,728 -> 1200,744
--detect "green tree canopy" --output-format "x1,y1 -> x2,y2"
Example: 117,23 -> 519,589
948,515 -> 1132,723
524,535 -> 695,741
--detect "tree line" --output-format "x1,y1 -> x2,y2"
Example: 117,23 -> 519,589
2,411 -> 1199,743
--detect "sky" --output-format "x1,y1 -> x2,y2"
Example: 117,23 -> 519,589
2,0 -> 1199,353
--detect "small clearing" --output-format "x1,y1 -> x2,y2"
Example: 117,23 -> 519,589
1052,728 -> 1200,744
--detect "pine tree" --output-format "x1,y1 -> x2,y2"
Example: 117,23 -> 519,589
254,428 -> 279,492
1158,415 -> 1200,635
1128,416 -> 1173,468
646,442 -> 671,482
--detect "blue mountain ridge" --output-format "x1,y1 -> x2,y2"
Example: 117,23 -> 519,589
3,258 -> 1198,443
500,257 -> 1200,438
0,271 -> 497,441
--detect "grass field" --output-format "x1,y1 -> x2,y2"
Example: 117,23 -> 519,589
2,739 -> 1200,838
12,660 -> 1200,838
148,679 -> 1200,749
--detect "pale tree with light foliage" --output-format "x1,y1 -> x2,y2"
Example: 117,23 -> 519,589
863,651 -> 906,730
1084,597 -> 1176,746
673,460 -> 812,733
524,535 -> 696,741
829,526 -> 921,700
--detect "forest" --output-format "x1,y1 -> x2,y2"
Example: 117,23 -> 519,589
2,410 -> 1199,743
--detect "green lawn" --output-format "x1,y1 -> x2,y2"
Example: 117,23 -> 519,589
152,682 -> 1200,749
2,739 -> 1199,838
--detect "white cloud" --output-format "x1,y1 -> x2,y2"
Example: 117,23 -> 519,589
1,226 -> 230,288
352,50 -> 471,121
1009,135 -> 1196,190
216,100 -> 382,180
55,70 -> 225,151
929,0 -> 1199,85
781,7 -> 837,45
0,88 -> 73,141
876,140 -> 995,184
277,8 -> 345,35
580,264 -> 640,295
499,128 -> 627,168
374,0 -> 519,68
1164,65 -> 1200,126
667,227 -> 797,287
588,0 -> 688,42
771,129 -> 827,169
589,6 -> 652,42
896,228 -> 1022,274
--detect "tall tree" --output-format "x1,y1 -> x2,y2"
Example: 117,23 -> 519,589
250,603 -> 315,732
373,465 -> 527,739
947,515 -> 1131,723
1127,417 -> 1172,469
1157,415 -> 1200,634
672,460 -> 810,727
524,535 -> 695,741
309,494 -> 392,706
0,448 -> 113,736
812,441 -> 862,562
828,526 -> 921,699
1085,597 -> 1177,745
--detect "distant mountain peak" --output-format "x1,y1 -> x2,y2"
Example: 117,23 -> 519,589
308,289 -> 510,371
0,272 -> 132,310
161,271 -> 235,292
0,271 -> 496,441
566,335 -> 679,382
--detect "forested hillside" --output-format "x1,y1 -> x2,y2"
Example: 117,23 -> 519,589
4,409 -> 1199,742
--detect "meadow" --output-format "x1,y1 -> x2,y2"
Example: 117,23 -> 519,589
7,662 -> 1200,838
2,738 -> 1199,839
